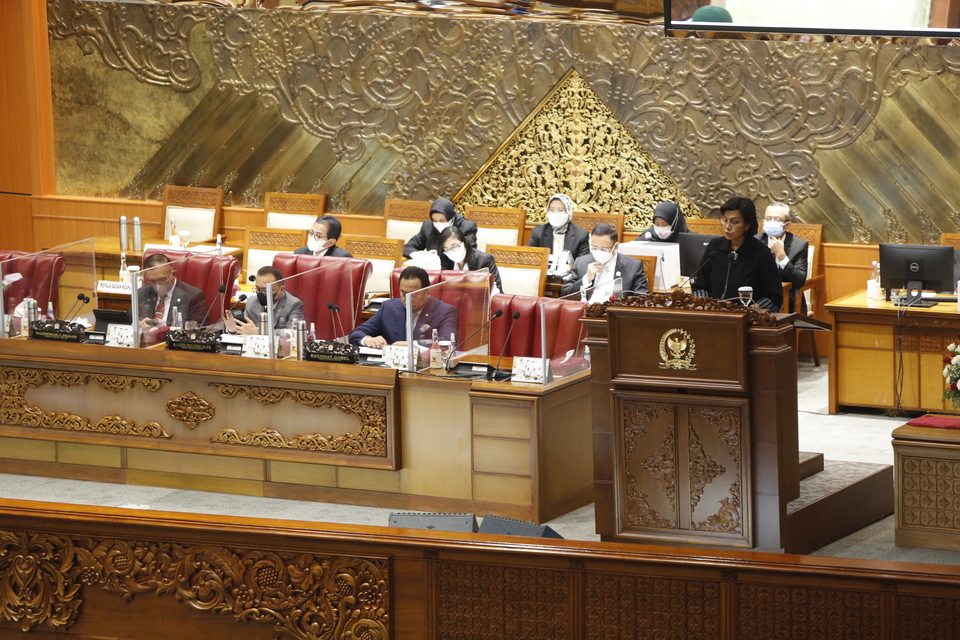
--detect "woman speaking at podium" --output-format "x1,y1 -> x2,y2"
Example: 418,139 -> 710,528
690,196 -> 783,312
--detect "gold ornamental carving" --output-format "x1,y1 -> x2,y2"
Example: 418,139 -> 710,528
589,289 -> 776,327
0,528 -> 389,638
269,195 -> 322,212
658,328 -> 697,371
0,367 -> 171,439
209,383 -> 387,457
166,390 -> 215,430
455,69 -> 699,230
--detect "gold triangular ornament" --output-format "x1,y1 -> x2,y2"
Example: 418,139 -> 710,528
455,68 -> 698,230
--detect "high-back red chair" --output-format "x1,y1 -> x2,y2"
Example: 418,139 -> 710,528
489,293 -> 587,359
142,249 -> 241,321
272,254 -> 371,340
390,267 -> 494,349
0,251 -> 66,317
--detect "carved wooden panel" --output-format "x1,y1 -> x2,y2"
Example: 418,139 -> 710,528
899,595 -> 960,640
614,392 -> 751,547
900,456 -> 960,530
738,584 -> 881,640
249,231 -> 303,247
0,527 -> 389,639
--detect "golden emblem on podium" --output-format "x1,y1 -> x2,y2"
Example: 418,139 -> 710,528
659,328 -> 697,370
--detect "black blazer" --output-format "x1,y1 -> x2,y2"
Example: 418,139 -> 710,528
439,249 -> 503,292
294,244 -> 353,258
137,280 -> 207,326
755,231 -> 808,312
560,254 -> 648,298
691,235 -> 783,311
527,223 -> 590,259
403,216 -> 478,257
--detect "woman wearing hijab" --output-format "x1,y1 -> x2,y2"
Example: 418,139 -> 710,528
527,193 -> 590,263
640,201 -> 688,243
438,226 -> 502,293
403,197 -> 478,257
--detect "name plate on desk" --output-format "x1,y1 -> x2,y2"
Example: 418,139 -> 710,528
166,329 -> 219,353
304,340 -> 359,364
30,320 -> 84,343
97,280 -> 132,294
512,357 -> 552,384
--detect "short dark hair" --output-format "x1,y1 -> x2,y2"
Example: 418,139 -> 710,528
143,253 -> 172,270
315,214 -> 342,240
720,196 -> 759,236
590,223 -> 618,243
399,266 -> 430,290
257,265 -> 283,281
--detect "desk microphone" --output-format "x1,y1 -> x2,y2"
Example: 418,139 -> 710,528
225,293 -> 247,322
679,249 -> 718,291
491,310 -> 520,380
200,284 -> 228,329
64,293 -> 91,321
327,302 -> 347,343
446,309 -> 503,372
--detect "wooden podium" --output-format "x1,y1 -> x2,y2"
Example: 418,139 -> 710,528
582,291 -> 892,553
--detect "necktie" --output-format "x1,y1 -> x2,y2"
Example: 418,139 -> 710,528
154,296 -> 165,321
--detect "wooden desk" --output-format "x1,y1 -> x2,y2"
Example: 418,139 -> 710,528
0,339 -> 592,523
827,291 -> 958,414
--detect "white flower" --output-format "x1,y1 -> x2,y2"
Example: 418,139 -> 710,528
950,343 -> 957,352
946,365 -> 951,377
952,355 -> 960,365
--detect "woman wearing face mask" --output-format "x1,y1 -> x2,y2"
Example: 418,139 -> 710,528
403,198 -> 478,258
640,201 -> 688,242
527,194 -> 590,261
438,226 -> 502,293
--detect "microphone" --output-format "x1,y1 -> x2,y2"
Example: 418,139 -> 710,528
200,284 -> 228,329
446,309 -> 503,372
63,293 -> 89,321
680,249 -> 718,291
328,302 -> 347,343
225,293 -> 248,323
491,310 -> 520,380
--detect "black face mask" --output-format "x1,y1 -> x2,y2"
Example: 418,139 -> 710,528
257,292 -> 269,307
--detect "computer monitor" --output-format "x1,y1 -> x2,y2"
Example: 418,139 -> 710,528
879,243 -> 955,307
678,232 -> 721,277
618,241 -> 680,290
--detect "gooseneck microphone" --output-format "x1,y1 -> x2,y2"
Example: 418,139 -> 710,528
492,310 -> 521,380
327,302 -> 347,343
681,249 -> 718,292
63,293 -> 89,321
200,284 -> 228,329
445,309 -> 503,372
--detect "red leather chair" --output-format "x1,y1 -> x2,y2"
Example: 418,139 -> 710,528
272,254 -> 371,340
489,293 -> 588,359
390,268 -> 494,349
0,251 -> 66,316
142,249 -> 241,321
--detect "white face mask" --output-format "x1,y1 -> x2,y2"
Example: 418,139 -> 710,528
433,220 -> 452,233
307,236 -> 330,253
547,212 -> 569,229
445,246 -> 467,265
592,249 -> 614,265
653,225 -> 673,239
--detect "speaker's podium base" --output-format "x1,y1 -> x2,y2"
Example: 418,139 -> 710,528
582,292 -> 891,554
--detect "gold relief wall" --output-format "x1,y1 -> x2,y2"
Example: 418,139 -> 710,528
47,0 -> 960,240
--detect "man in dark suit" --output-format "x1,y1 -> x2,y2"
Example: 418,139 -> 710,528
349,266 -> 457,348
403,198 -> 478,258
137,253 -> 206,327
225,266 -> 304,334
294,214 -> 353,258
560,223 -> 648,301
756,202 -> 808,312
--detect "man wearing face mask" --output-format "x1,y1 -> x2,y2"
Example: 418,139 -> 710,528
295,215 -> 353,258
755,202 -> 808,313
561,223 -> 648,302
403,198 -> 478,258
225,266 -> 304,335
527,193 -> 590,263
137,253 -> 206,328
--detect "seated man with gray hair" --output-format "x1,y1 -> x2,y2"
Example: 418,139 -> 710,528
755,202 -> 808,313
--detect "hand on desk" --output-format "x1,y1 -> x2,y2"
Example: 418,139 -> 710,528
362,335 -> 388,349
224,313 -> 258,335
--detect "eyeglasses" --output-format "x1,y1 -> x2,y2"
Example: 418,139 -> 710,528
144,275 -> 171,286
763,216 -> 786,222
254,285 -> 282,294
589,245 -> 614,253
445,242 -> 463,252
308,231 -> 329,241
719,218 -> 743,228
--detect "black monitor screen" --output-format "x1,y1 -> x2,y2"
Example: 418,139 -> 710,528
678,233 -> 721,277
879,243 -> 955,299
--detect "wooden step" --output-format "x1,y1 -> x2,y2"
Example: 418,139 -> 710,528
798,451 -> 824,480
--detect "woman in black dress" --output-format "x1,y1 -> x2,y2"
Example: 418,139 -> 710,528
690,196 -> 782,311
438,226 -> 503,293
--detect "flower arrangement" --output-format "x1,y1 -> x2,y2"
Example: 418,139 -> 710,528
943,341 -> 960,409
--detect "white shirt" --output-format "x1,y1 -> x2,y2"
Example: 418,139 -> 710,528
582,255 -> 618,303
767,235 -> 790,269
551,227 -> 566,257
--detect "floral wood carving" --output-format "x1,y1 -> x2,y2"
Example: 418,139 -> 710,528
846,207 -> 874,245
269,195 -> 322,212
165,390 -> 215,430
625,469 -> 674,529
884,208 -> 909,244
586,289 -> 776,327
687,424 -> 724,512
622,401 -> 675,528
249,231 -> 303,247
0,367 -> 171,438
639,429 -> 678,511
0,528 -> 389,638
343,240 -> 398,257
691,408 -> 743,534
917,210 -> 942,245
209,383 -> 387,457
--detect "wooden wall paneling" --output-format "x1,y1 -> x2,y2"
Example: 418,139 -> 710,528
22,0 -> 55,196
32,195 -> 163,249
0,193 -> 35,251
0,0 -> 33,195
222,205 -> 265,241
822,243 -> 878,306
337,213 -> 386,237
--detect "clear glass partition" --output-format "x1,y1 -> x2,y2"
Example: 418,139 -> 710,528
538,298 -> 590,382
0,238 -> 98,339
558,276 -> 623,304
404,271 -> 493,374
129,252 -> 198,347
